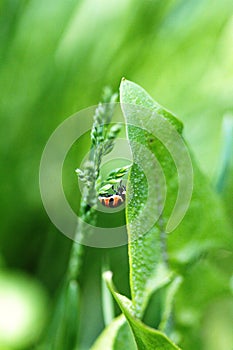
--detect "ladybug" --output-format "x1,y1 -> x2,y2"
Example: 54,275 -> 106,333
98,181 -> 126,208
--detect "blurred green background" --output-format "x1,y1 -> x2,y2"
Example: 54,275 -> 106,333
0,0 -> 232,349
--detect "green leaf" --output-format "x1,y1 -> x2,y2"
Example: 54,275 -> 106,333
107,165 -> 132,178
104,165 -> 131,182
99,164 -> 131,193
159,276 -> 183,333
104,272 -> 181,350
120,78 -> 232,322
90,315 -> 136,350
92,271 -> 181,350
101,263 -> 115,326
99,183 -> 113,193
107,178 -> 123,184
120,78 -> 188,318
120,78 -> 183,133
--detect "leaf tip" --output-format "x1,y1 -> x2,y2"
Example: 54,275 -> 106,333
103,270 -> 113,282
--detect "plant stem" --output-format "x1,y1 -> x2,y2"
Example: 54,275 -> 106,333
67,91 -> 118,283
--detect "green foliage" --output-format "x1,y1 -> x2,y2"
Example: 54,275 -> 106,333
1,1 -> 233,349
91,91 -> 118,146
92,80 -> 233,349
75,89 -> 119,211
91,315 -> 136,350
120,79 -> 185,319
104,272 -> 181,350
122,79 -> 232,347
99,165 -> 131,194
94,79 -> 186,348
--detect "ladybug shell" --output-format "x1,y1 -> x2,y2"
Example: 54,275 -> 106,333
99,194 -> 125,208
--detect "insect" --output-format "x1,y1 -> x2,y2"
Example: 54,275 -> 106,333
98,181 -> 126,208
